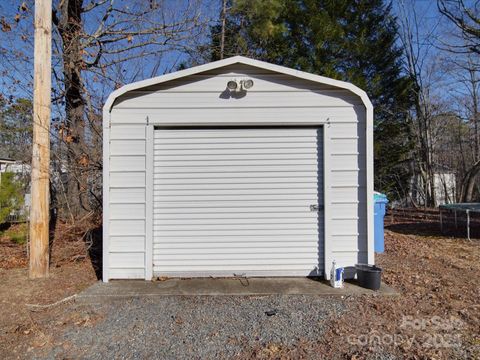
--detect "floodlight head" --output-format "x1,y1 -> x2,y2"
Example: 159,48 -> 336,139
227,80 -> 238,91
241,79 -> 254,89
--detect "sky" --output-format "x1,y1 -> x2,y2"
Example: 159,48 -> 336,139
0,0 -> 217,103
392,0 -> 479,115
0,0 -> 477,113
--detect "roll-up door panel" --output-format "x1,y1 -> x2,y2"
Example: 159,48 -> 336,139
153,128 -> 323,277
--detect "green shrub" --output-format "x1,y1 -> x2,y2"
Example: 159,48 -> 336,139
0,223 -> 28,244
0,172 -> 25,224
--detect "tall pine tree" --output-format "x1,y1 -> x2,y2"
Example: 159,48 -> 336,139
208,0 -> 413,199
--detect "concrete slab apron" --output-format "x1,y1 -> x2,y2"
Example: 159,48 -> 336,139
77,278 -> 397,302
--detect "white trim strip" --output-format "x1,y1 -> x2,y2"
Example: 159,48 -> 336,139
145,124 -> 154,281
102,112 -> 110,282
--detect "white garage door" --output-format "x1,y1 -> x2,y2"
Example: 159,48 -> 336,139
153,128 -> 324,277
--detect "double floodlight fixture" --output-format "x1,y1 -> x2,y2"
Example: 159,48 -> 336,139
226,78 -> 254,92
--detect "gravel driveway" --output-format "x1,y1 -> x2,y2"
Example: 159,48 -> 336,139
38,295 -> 345,359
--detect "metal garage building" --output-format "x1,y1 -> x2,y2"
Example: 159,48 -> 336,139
102,56 -> 373,282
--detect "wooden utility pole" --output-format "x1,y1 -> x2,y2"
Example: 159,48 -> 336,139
29,0 -> 52,278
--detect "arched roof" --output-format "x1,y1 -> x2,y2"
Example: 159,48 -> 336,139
103,56 -> 373,114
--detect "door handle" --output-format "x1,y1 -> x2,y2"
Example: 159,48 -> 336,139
310,204 -> 324,212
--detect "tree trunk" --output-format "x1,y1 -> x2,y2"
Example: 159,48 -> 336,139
460,160 -> 480,202
220,0 -> 227,59
471,69 -> 479,160
57,0 -> 89,220
414,96 -> 436,207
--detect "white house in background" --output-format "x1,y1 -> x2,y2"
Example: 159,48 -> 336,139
434,170 -> 456,204
0,157 -> 16,173
102,56 -> 374,282
0,157 -> 30,177
409,166 -> 456,206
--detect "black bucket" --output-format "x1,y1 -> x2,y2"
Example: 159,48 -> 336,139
355,264 -> 382,290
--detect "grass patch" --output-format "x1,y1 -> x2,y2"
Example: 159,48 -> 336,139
0,223 -> 28,245
10,232 -> 27,245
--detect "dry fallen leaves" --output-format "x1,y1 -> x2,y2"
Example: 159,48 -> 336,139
1,18 -> 12,32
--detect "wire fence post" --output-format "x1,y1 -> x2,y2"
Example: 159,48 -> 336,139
439,208 -> 443,232
466,210 -> 470,241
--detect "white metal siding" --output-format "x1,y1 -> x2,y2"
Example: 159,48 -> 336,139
153,128 -> 324,277
107,124 -> 147,278
105,61 -> 372,281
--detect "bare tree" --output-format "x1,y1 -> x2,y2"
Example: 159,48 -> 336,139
450,56 -> 480,201
219,0 -> 228,59
397,0 -> 441,207
438,0 -> 480,54
0,1 -> 209,222
438,0 -> 480,202
48,0 -> 205,219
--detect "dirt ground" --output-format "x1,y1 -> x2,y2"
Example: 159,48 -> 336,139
314,223 -> 480,359
0,220 -> 479,359
0,223 -> 98,358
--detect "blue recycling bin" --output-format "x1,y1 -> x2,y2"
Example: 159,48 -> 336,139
374,192 -> 388,253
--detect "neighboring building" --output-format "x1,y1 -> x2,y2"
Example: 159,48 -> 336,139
434,170 -> 456,204
409,166 -> 456,206
0,157 -> 30,177
0,156 -> 16,170
102,56 -> 374,282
